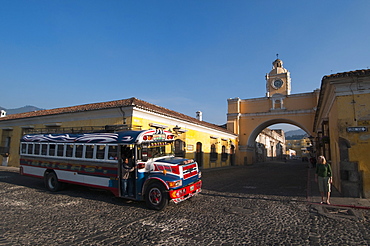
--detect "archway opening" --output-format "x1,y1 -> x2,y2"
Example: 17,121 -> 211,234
252,121 -> 314,163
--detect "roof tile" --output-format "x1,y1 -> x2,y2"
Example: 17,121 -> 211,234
323,69 -> 370,80
0,97 -> 235,135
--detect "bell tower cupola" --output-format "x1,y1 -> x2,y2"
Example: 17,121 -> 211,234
265,57 -> 291,97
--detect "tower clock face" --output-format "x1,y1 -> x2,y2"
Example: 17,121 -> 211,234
272,79 -> 283,89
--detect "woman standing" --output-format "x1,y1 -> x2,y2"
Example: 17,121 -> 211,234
315,156 -> 333,204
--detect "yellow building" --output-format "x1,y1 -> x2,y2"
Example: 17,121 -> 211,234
286,137 -> 312,161
286,139 -> 301,158
314,69 -> 370,198
255,128 -> 286,162
0,97 -> 237,169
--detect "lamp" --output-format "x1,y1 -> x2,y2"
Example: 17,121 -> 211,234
173,125 -> 181,135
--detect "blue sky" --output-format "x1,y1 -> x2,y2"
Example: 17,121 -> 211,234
1,1 -> 369,131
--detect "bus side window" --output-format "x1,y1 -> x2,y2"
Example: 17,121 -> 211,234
27,144 -> 34,155
85,145 -> 94,159
34,143 -> 40,155
41,144 -> 48,155
108,145 -> 117,160
66,144 -> 73,157
57,144 -> 65,157
97,145 -> 105,159
21,143 -> 27,154
49,144 -> 56,156
75,145 -> 83,158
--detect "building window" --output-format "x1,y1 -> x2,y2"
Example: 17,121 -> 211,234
195,142 -> 203,167
210,144 -> 218,162
221,145 -> 228,161
174,139 -> 185,157
0,130 -> 12,155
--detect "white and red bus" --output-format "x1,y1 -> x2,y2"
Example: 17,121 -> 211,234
20,129 -> 202,210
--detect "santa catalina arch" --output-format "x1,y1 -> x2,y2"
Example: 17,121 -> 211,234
227,58 -> 320,164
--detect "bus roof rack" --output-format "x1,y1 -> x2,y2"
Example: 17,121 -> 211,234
24,125 -> 142,134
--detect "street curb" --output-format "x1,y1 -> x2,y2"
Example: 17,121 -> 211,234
0,166 -> 19,172
308,202 -> 370,210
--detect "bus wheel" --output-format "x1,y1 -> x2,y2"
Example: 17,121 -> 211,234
44,172 -> 63,192
145,183 -> 168,210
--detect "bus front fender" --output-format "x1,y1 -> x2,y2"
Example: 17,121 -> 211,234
142,177 -> 169,195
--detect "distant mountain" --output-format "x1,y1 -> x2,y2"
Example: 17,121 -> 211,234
0,105 -> 44,115
285,129 -> 307,140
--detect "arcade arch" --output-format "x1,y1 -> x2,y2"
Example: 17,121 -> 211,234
247,119 -> 311,148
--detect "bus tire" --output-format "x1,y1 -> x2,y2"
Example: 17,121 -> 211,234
145,182 -> 168,210
44,171 -> 63,192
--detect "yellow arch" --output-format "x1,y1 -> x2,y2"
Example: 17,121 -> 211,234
247,118 -> 312,148
227,91 -> 320,164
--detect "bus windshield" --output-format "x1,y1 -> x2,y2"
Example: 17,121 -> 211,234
139,142 -> 174,161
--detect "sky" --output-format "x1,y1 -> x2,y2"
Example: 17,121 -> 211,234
1,1 -> 369,132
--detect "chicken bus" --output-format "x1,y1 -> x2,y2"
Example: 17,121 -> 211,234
19,128 -> 202,210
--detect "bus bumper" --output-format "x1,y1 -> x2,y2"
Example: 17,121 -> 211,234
169,180 -> 202,204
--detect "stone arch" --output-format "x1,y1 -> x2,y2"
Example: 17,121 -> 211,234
247,118 -> 312,148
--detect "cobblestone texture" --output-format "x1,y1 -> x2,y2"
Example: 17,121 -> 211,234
1,161 -> 369,245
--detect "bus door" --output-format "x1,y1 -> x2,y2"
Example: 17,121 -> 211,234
118,144 -> 136,198
135,144 -> 148,200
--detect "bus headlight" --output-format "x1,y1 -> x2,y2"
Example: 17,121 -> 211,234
167,180 -> 182,188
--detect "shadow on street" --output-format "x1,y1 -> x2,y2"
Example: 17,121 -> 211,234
201,159 -> 309,198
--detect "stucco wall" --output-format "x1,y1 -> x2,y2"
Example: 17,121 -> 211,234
336,94 -> 370,197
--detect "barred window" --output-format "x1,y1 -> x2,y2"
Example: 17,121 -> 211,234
221,145 -> 228,161
210,144 -> 217,162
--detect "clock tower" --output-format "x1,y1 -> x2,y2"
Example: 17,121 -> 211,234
265,58 -> 291,97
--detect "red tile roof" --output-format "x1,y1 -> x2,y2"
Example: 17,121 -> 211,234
0,97 -> 235,135
322,69 -> 370,80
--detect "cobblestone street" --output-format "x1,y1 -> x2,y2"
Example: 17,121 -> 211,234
1,161 -> 370,245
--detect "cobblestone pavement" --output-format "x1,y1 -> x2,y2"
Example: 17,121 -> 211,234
1,161 -> 370,245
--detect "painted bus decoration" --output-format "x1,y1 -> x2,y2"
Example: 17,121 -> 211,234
20,129 -> 202,210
